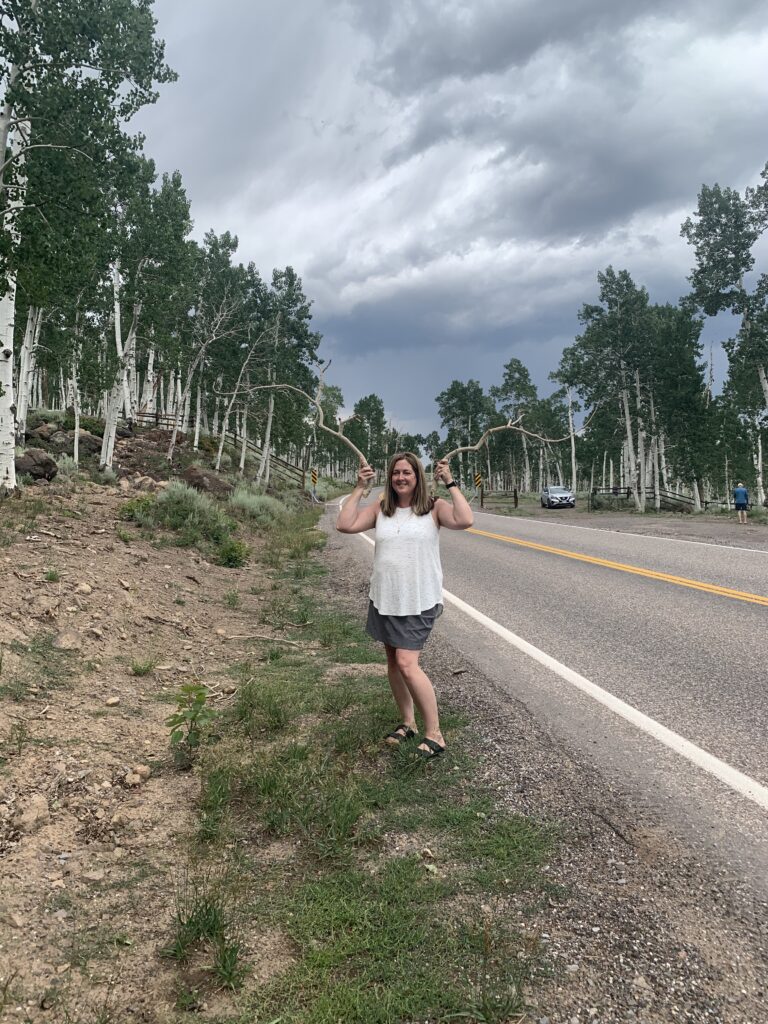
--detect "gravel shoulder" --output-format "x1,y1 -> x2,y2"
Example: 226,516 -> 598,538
321,513 -> 768,1024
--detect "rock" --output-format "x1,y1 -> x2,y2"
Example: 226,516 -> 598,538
47,429 -> 70,448
77,429 -> 102,454
82,869 -> 105,882
133,765 -> 151,780
15,447 -> 58,481
105,696 -> 120,707
53,631 -> 81,652
118,477 -> 132,492
90,626 -> 104,638
5,912 -> 24,929
118,579 -> 130,591
124,772 -> 142,787
15,793 -> 50,832
181,464 -> 233,496
75,583 -> 93,595
27,423 -> 56,442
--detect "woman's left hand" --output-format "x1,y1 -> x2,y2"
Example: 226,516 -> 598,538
434,458 -> 453,484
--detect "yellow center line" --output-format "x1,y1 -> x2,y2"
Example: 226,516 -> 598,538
467,527 -> 768,607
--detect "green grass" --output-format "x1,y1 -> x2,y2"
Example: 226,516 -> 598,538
130,657 -> 157,677
158,502 -> 556,1019
44,567 -> 61,582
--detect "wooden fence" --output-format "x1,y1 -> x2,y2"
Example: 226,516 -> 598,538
131,412 -> 306,488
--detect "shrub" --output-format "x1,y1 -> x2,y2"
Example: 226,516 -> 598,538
154,481 -> 233,545
229,485 -> 288,527
62,413 -> 104,436
55,454 -> 80,481
216,537 -> 249,567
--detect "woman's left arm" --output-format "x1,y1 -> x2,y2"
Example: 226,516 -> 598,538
433,459 -> 474,530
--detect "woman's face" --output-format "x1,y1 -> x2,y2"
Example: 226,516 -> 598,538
391,458 -> 417,500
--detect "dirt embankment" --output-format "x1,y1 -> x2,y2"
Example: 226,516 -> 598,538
0,480 -> 279,1021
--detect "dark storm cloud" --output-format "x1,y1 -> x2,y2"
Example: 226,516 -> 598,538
348,0 -> 766,95
137,0 -> 768,431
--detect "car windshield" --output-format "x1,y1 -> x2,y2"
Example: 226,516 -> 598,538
549,487 -> 571,494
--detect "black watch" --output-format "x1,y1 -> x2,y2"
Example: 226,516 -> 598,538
446,481 -> 458,489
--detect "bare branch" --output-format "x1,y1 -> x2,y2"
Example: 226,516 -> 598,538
0,143 -> 95,177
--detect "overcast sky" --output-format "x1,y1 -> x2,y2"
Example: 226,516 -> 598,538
135,0 -> 768,437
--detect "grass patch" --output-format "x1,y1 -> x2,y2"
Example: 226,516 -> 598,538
130,657 -> 157,677
160,501 -> 557,1019
119,481 -> 250,565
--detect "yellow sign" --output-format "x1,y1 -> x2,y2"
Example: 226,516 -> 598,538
474,473 -> 482,488
311,469 -> 318,486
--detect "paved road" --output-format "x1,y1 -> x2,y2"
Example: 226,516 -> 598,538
342,504 -> 768,900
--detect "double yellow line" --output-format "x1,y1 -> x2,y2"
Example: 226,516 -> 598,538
468,528 -> 768,607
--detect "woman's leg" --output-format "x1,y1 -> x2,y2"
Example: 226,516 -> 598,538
384,644 -> 417,734
393,647 -> 445,749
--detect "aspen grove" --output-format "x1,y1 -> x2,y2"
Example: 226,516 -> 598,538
1,5 -> 766,507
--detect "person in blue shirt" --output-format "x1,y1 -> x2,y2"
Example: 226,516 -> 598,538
732,481 -> 749,524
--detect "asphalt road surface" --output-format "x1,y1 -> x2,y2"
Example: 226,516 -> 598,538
339,502 -> 768,902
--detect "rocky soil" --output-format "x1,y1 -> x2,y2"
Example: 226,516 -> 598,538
0,472 -> 278,1022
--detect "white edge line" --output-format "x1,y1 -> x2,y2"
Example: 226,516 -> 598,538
351,526 -> 768,812
476,509 -> 768,555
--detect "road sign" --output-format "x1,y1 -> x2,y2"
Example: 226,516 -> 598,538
474,472 -> 482,489
311,468 -> 318,486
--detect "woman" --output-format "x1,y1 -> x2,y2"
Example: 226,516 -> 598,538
336,451 -> 474,759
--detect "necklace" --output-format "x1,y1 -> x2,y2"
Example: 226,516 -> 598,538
395,508 -> 414,534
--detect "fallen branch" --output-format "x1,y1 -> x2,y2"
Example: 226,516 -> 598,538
224,633 -> 301,647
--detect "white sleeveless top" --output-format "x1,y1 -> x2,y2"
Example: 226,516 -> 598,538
369,507 -> 443,615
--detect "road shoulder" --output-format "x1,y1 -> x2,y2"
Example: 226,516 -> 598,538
322,519 -> 768,1023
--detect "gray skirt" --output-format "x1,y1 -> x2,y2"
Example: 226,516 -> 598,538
365,600 -> 443,651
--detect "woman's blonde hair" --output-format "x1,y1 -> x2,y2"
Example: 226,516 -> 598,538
381,451 -> 433,517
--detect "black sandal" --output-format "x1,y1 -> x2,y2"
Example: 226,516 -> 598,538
416,737 -> 445,760
385,724 -> 417,745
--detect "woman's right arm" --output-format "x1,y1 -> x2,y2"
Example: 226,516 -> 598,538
336,463 -> 379,533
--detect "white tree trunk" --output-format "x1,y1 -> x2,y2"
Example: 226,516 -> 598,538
692,477 -> 702,512
521,432 -> 531,492
256,384 -> 275,485
165,370 -> 174,417
620,385 -> 640,509
567,388 -> 577,491
0,118 -> 29,492
193,386 -> 202,451
239,409 -> 248,475
99,379 -> 122,470
215,411 -> 230,471
609,457 -> 614,491
70,354 -> 81,465
634,369 -> 647,513
757,365 -> 768,409
0,339 -> 15,492
181,385 -> 191,434
753,427 -> 765,507
16,305 -> 43,440
140,345 -> 156,414
112,264 -> 131,419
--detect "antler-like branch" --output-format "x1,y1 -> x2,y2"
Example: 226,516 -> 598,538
441,403 -> 602,460
244,363 -> 370,468
440,416 -> 524,461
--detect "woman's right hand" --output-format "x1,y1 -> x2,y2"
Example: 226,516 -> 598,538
357,462 -> 375,489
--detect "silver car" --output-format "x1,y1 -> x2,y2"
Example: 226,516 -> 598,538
541,485 -> 575,509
